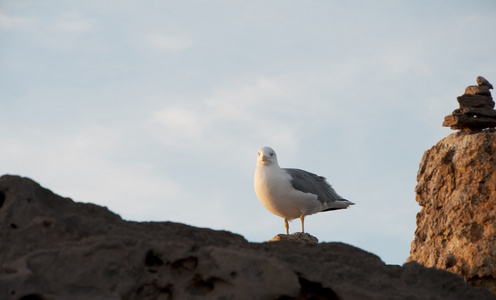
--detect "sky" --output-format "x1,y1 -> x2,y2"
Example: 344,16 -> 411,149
1,1 -> 495,265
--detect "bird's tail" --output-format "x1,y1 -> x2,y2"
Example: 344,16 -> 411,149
323,199 -> 354,211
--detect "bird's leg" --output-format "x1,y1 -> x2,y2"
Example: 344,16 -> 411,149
284,219 -> 289,235
300,214 -> 305,233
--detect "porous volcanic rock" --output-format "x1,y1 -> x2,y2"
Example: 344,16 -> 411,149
1,175 -> 494,300
409,129 -> 496,294
269,232 -> 319,244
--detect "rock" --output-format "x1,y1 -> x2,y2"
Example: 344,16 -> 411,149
477,76 -> 494,89
409,129 -> 496,295
457,94 -> 495,108
443,77 -> 496,131
443,113 -> 496,130
1,175 -> 495,300
465,85 -> 492,96
269,232 -> 319,244
454,107 -> 496,118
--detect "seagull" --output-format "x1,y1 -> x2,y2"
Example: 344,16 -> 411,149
476,76 -> 493,89
254,146 -> 354,234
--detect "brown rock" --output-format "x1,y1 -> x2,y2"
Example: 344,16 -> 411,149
443,113 -> 496,130
454,107 -> 496,118
444,77 -> 496,131
269,232 -> 319,244
409,130 -> 496,295
477,76 -> 494,89
465,85 -> 492,96
1,175 -> 495,300
457,94 -> 495,108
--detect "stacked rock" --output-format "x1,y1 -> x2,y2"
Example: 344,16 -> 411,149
443,76 -> 496,130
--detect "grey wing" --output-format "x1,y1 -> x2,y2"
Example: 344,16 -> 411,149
284,168 -> 345,204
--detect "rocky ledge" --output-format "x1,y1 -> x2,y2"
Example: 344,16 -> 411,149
409,129 -> 496,294
1,175 -> 494,300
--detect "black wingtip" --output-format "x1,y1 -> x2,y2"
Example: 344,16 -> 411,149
322,207 -> 345,212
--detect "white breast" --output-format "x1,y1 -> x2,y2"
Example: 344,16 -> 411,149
254,165 -> 321,220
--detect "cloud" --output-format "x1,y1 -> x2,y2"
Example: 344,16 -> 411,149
0,124 -> 192,221
54,18 -> 93,33
2,10 -> 99,52
0,12 -> 29,30
147,33 -> 194,52
146,76 -> 303,158
145,62 -> 392,165
150,106 -> 207,142
378,39 -> 432,77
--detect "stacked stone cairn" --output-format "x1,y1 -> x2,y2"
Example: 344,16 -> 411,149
443,76 -> 496,130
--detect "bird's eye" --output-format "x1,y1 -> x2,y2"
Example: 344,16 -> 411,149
258,151 -> 260,156
270,152 -> 274,157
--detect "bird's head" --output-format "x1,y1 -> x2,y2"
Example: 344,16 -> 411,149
257,146 -> 278,166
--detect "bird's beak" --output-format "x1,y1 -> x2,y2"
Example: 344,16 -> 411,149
262,155 -> 269,163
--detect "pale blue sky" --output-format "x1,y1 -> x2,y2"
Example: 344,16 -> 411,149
1,1 -> 495,265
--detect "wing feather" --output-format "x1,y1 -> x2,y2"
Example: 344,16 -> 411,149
284,168 -> 345,204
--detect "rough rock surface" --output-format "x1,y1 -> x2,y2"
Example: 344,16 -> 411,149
1,175 -> 494,300
269,232 -> 319,244
409,129 -> 496,294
